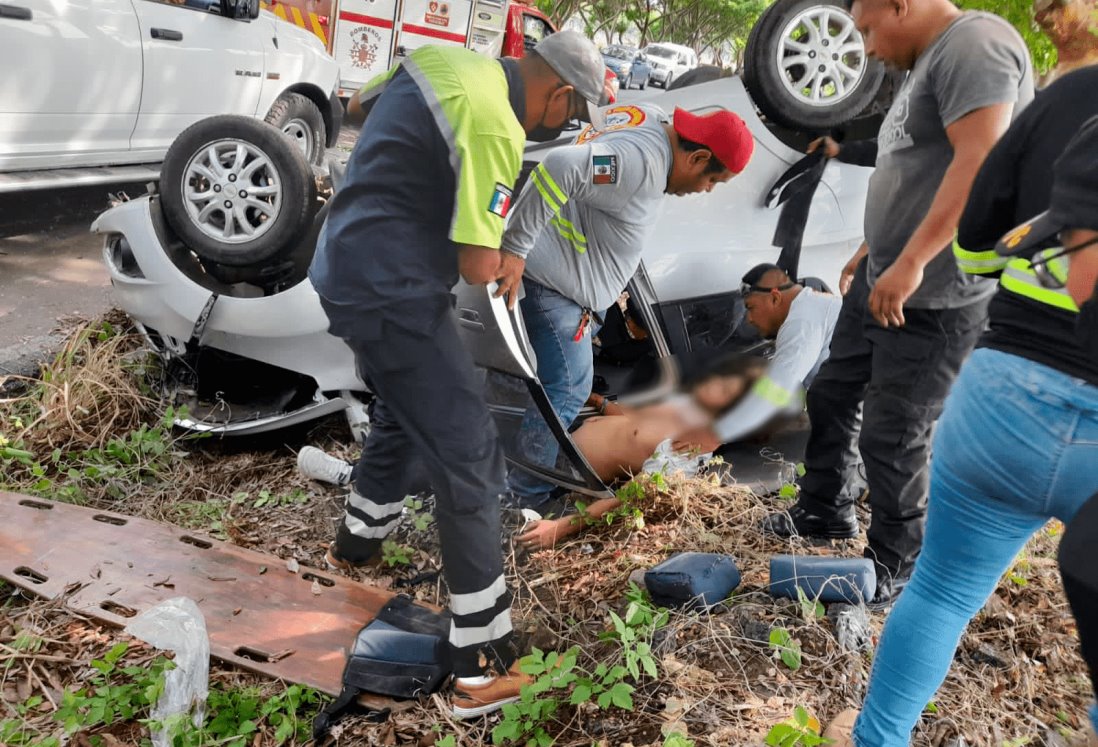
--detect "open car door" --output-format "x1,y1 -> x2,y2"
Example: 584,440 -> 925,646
453,280 -> 613,499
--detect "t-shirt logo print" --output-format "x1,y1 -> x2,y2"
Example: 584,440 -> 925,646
878,83 -> 913,155
488,183 -> 513,217
592,155 -> 618,185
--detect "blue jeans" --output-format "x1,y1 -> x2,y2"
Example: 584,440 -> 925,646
508,280 -> 594,508
854,348 -> 1098,745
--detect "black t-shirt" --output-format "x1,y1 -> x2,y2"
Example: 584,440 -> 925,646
958,66 -> 1098,385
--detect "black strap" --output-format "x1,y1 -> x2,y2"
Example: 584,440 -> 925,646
769,153 -> 829,281
312,685 -> 391,742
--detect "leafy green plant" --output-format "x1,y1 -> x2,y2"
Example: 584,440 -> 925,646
769,627 -> 803,671
765,706 -> 829,746
242,488 -> 309,509
779,483 -> 798,501
796,587 -> 825,622
492,585 -> 669,746
381,539 -> 413,567
663,732 -> 695,747
404,496 -> 433,531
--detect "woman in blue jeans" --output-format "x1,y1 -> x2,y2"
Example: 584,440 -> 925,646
826,101 -> 1098,744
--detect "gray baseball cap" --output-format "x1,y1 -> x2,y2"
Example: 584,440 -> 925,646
534,30 -> 607,129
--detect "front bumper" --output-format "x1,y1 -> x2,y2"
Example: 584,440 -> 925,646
649,68 -> 670,82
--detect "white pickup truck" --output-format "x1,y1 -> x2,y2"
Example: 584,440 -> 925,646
0,0 -> 341,193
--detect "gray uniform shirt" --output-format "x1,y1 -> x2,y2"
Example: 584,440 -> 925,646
501,104 -> 672,311
865,11 -> 1034,309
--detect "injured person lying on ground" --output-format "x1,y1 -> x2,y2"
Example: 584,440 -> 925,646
298,352 -> 769,548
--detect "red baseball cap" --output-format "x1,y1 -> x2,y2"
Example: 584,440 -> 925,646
672,107 -> 754,174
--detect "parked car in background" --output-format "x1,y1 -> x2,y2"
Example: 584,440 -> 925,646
642,42 -> 698,88
601,44 -> 652,90
0,0 -> 341,193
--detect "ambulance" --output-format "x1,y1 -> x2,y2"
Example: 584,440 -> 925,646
263,0 -> 559,97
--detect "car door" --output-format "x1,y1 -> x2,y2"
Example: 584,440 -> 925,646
129,0 -> 266,155
0,0 -> 142,170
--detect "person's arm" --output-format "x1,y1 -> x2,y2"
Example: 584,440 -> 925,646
839,242 -> 868,296
1068,240 -> 1098,308
458,245 -> 504,285
868,103 -> 1015,327
496,141 -> 641,307
807,136 -> 878,167
516,496 -> 623,549
344,67 -> 399,127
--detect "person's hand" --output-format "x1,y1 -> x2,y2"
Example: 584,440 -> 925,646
493,251 -> 526,310
868,256 -> 924,328
807,136 -> 840,159
516,518 -> 574,550
839,253 -> 860,297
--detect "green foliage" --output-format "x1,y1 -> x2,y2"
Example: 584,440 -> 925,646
242,488 -> 309,510
765,706 -> 829,746
796,587 -> 825,622
381,539 -> 414,567
956,0 -> 1058,74
0,642 -> 320,746
663,732 -> 696,747
769,627 -> 803,671
779,483 -> 798,501
492,585 -> 669,746
404,496 -> 434,532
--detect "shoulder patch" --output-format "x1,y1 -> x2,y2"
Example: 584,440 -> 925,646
575,104 -> 649,144
592,155 -> 619,185
488,183 -> 513,218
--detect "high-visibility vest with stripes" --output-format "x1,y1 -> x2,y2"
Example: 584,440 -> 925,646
953,240 -> 1078,313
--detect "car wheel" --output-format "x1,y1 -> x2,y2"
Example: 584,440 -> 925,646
264,92 -> 326,166
623,73 -> 633,89
667,65 -> 723,91
160,115 -> 317,267
664,73 -> 674,89
743,0 -> 885,132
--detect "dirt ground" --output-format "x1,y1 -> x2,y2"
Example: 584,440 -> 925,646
0,319 -> 1092,747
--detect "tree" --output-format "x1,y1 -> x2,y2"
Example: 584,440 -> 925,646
956,0 -> 1058,73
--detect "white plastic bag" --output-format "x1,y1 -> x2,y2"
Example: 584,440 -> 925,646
641,438 -> 712,478
124,597 -> 210,745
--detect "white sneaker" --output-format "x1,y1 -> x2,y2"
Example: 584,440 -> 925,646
297,446 -> 353,486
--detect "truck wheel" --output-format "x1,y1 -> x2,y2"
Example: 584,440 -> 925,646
743,0 -> 885,132
667,65 -> 723,91
265,93 -> 326,166
160,115 -> 317,267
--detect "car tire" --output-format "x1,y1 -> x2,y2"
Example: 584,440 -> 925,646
623,73 -> 633,89
264,92 -> 326,166
664,73 -> 674,89
160,115 -> 317,268
666,65 -> 723,91
743,0 -> 885,132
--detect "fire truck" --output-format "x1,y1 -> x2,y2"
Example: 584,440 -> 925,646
263,0 -> 558,97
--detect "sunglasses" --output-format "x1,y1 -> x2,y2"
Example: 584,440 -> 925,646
740,281 -> 795,297
1029,234 -> 1098,288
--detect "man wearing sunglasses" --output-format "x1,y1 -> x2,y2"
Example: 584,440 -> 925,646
823,89 -> 1098,747
496,105 -> 754,511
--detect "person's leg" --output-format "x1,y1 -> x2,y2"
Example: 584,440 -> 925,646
347,317 -> 516,680
766,259 -> 872,536
853,350 -> 1098,745
508,280 -> 595,508
858,299 -> 987,596
1060,494 -> 1098,733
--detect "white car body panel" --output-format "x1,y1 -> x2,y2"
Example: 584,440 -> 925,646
0,4 -> 339,173
92,197 -> 362,393
0,0 -> 143,169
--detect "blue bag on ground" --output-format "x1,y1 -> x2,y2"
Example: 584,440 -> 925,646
769,555 -> 876,605
644,552 -> 741,609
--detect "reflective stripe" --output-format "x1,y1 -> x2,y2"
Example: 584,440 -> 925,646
449,608 -> 513,648
530,167 -> 562,213
347,490 -> 405,521
551,216 -> 588,254
344,512 -> 401,540
449,575 -> 507,616
1000,259 -> 1079,313
952,238 -> 1007,275
753,375 -> 794,407
1034,247 -> 1070,285
533,163 -> 568,209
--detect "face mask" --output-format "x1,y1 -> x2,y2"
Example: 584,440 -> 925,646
526,88 -> 577,142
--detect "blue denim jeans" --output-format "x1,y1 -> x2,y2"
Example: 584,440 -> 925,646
508,280 -> 595,508
854,348 -> 1098,745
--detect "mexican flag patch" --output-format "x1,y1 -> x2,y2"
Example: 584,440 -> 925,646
592,155 -> 618,185
488,183 -> 513,217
